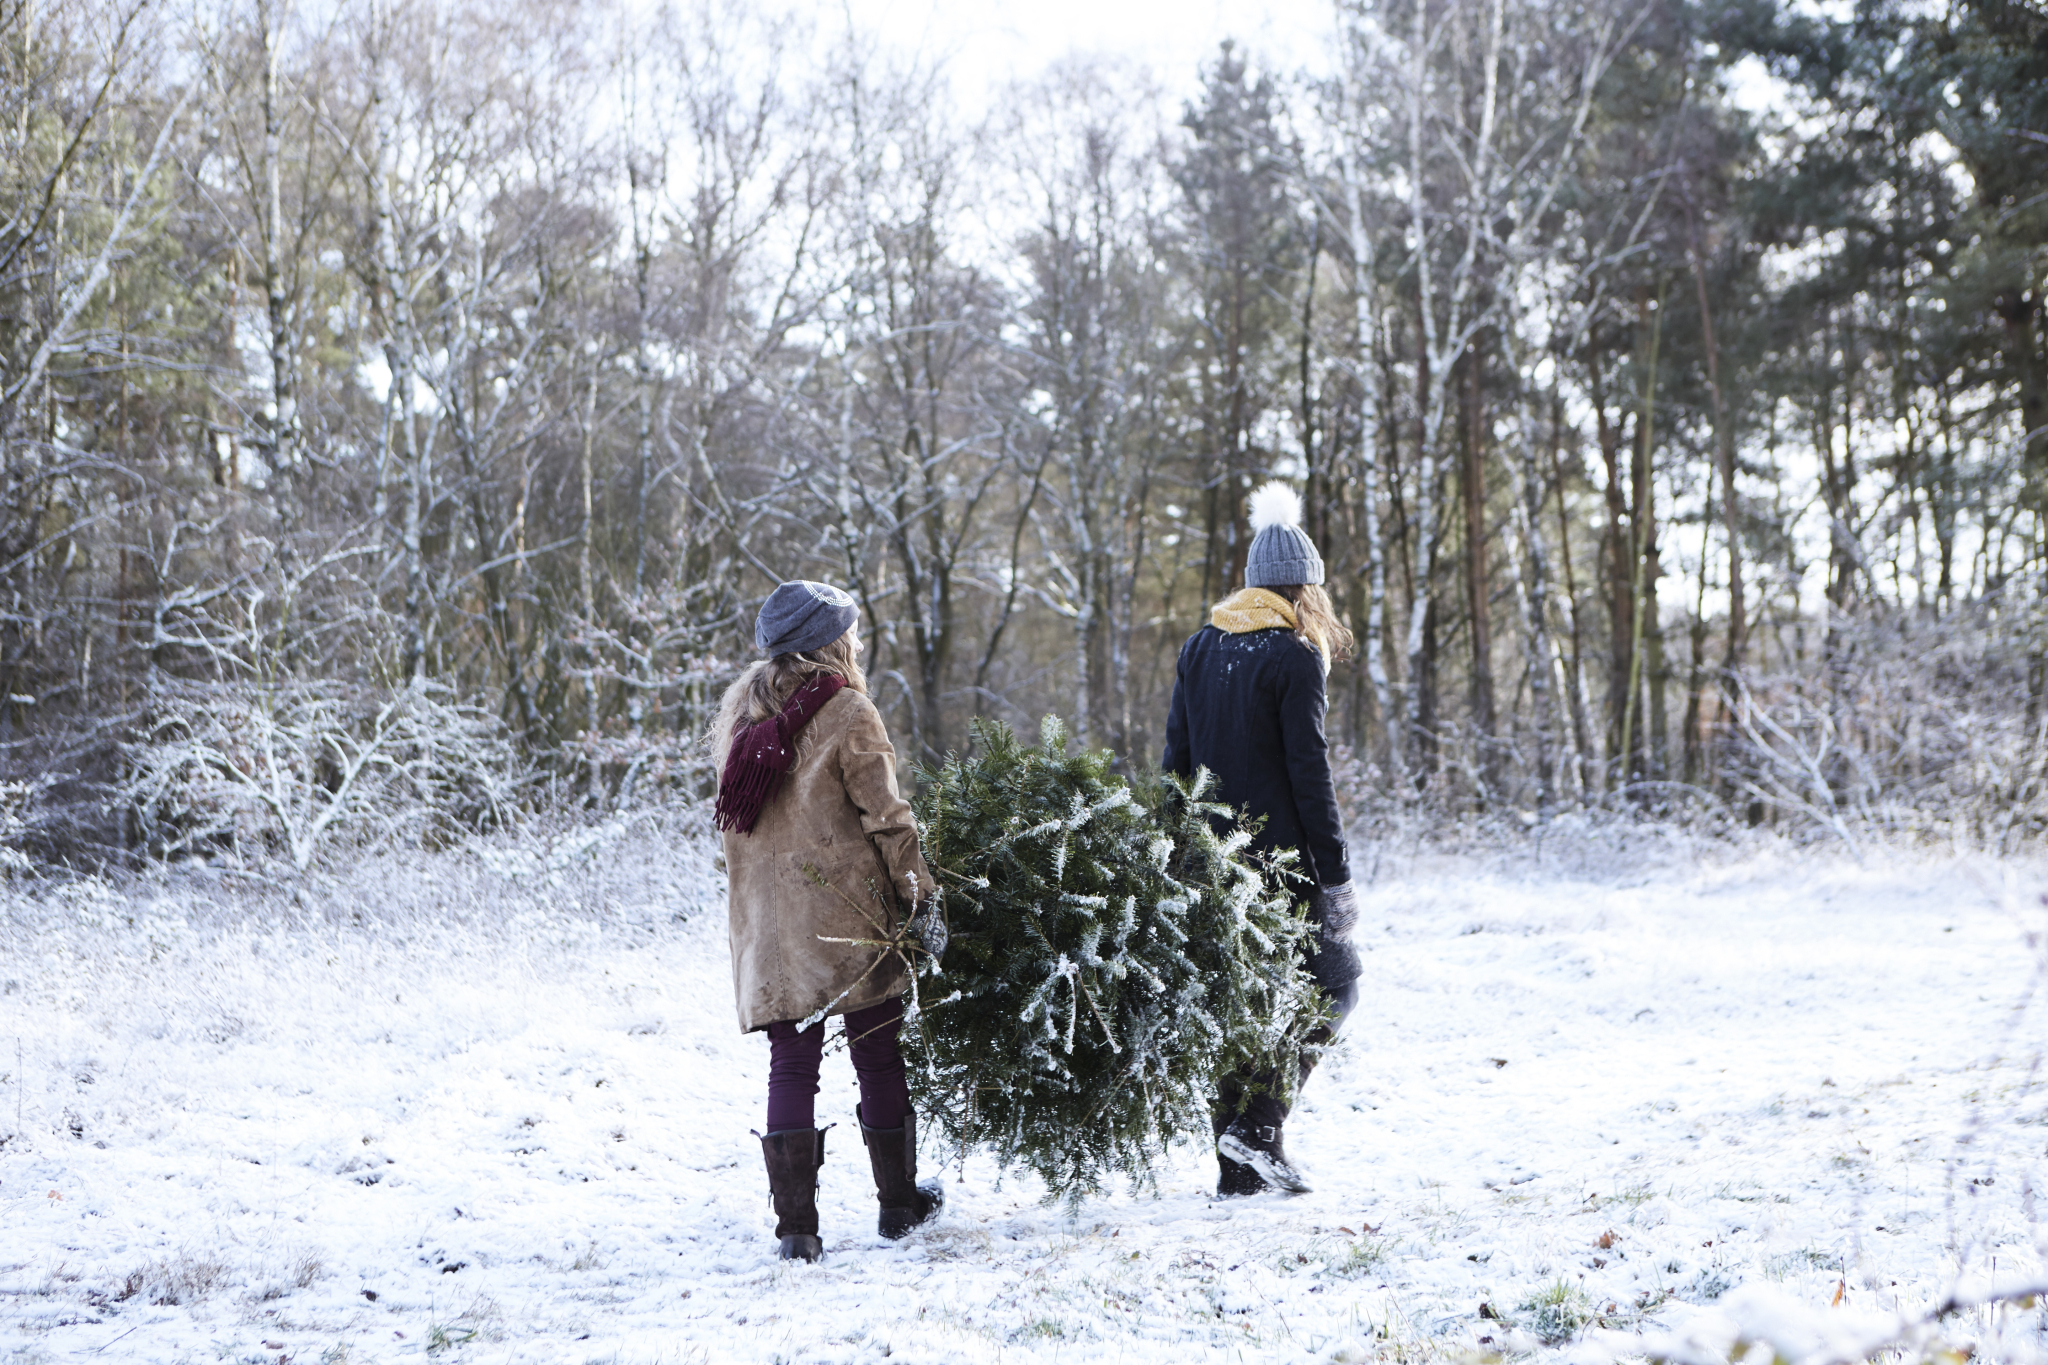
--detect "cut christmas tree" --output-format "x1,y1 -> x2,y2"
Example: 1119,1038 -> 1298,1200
906,715 -> 1325,1199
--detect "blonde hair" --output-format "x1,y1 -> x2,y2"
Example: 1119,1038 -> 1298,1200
1271,584 -> 1354,668
709,631 -> 867,775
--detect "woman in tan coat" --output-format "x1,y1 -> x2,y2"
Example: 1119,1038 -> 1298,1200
711,580 -> 943,1262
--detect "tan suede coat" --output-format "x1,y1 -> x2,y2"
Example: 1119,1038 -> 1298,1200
723,688 -> 934,1034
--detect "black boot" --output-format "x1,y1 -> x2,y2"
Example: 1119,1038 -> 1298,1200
1217,1116 -> 1312,1195
858,1107 -> 944,1239
759,1128 -> 826,1261
1220,1037 -> 1321,1195
1212,1108 -> 1265,1196
1209,941 -> 1356,1199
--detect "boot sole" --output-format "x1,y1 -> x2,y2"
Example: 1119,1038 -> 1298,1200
1217,1133 -> 1312,1194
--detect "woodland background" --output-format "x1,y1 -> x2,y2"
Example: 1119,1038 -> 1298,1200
1,0 -> 2045,869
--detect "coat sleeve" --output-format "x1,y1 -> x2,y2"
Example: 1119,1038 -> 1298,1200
1277,647 -> 1350,887
1162,637 -> 1193,777
838,697 -> 935,909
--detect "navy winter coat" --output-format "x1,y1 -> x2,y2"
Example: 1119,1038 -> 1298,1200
1161,622 -> 1350,888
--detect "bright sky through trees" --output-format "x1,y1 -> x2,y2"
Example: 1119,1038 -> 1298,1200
832,0 -> 1336,108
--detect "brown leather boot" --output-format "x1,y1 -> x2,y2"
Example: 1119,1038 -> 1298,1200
857,1108 -> 944,1239
759,1128 -> 826,1261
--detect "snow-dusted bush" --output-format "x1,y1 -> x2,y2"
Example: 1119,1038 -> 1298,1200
0,803 -> 721,1000
125,677 -> 527,870
0,781 -> 33,875
1327,742 -> 1768,882
556,581 -> 735,809
1319,603 -> 2048,863
1722,602 -> 2048,853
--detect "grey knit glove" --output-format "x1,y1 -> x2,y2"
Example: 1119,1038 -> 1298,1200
907,897 -> 948,960
1311,882 -> 1360,939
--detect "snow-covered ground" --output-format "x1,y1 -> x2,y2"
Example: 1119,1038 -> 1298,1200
3,821 -> 2045,1364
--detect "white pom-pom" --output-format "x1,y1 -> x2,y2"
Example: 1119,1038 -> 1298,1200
1248,481 -> 1303,534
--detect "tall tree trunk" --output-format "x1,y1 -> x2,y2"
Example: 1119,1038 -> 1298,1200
1460,343 -> 1496,794
1620,295 -> 1663,787
1688,215 -> 1744,690
1418,590 -> 1440,781
258,0 -> 296,482
1643,504 -> 1669,782
1934,379 -> 1959,610
631,176 -> 657,594
1340,147 -> 1398,775
917,414 -> 953,760
1402,0 -> 1441,782
621,156 -> 660,767
1681,516 -> 1711,784
1548,381 -> 1593,799
1299,213 -> 1323,550
1591,351 -> 1633,789
370,27 -> 425,681
1994,288 -> 2048,497
1500,334 -> 1561,811
579,367 -> 600,803
1202,478 -> 1223,609
1116,449 -> 1155,762
1816,311 -> 1861,618
1405,309 -> 1440,780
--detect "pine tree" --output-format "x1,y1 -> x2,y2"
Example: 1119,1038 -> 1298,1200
906,715 -> 1322,1200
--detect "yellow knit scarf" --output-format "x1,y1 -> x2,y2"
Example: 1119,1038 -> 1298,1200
1209,587 -> 1298,634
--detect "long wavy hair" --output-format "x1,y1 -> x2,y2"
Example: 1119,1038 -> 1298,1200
1270,584 -> 1354,670
709,630 -> 868,779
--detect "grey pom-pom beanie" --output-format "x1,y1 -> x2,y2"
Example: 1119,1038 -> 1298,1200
1243,481 -> 1324,587
755,580 -> 860,656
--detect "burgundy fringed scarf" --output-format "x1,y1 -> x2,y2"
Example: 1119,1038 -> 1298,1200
714,672 -> 847,834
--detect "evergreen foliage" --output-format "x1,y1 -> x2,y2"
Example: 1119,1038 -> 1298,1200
906,715 -> 1322,1199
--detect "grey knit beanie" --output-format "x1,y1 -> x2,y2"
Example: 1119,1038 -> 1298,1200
754,580 -> 860,656
1243,482 -> 1324,587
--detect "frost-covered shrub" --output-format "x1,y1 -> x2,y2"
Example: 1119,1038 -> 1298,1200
58,876 -> 192,960
0,781 -> 33,875
0,804 -> 722,1031
559,642 -> 731,807
1327,742 -> 1768,880
1722,602 -> 2048,852
126,677 -> 527,870
1324,603 -> 2048,860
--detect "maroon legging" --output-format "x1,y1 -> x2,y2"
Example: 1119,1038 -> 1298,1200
764,995 -> 909,1133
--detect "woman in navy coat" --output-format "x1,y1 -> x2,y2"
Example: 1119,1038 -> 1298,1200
1164,482 -> 1363,1196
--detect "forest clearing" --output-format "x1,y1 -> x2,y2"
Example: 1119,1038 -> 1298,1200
3,824 -> 2043,1364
